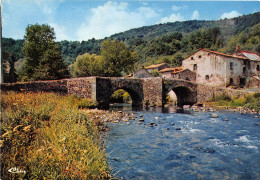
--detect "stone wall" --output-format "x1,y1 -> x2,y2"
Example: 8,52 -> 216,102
143,78 -> 163,106
1,79 -> 68,93
197,83 -> 253,103
67,77 -> 96,100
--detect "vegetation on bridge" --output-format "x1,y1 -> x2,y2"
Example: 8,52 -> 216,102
1,92 -> 110,179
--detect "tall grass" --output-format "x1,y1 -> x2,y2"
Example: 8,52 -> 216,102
208,92 -> 260,112
1,92 -> 110,179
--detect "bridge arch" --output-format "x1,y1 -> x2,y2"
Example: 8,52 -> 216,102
163,79 -> 197,107
96,78 -> 144,108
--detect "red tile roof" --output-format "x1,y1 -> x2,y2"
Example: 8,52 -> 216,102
145,62 -> 167,69
183,49 -> 249,61
159,67 -> 182,73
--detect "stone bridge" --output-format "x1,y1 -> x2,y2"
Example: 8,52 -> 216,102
1,77 -> 251,108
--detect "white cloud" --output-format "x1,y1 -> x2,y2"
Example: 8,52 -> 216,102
191,10 -> 200,20
160,13 -> 185,23
220,11 -> 242,19
77,1 -> 158,41
172,5 -> 188,11
49,23 -> 69,41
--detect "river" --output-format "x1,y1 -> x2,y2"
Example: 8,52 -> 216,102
106,105 -> 260,180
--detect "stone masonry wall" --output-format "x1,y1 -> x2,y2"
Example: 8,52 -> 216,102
197,83 -> 253,103
143,77 -> 163,106
67,77 -> 96,100
1,79 -> 68,93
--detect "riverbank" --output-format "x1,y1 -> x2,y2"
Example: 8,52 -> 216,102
1,92 -> 120,179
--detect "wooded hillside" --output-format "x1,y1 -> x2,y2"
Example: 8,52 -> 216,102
3,12 -> 260,75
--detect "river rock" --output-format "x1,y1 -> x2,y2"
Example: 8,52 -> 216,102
211,114 -> 218,118
223,118 -> 229,121
172,123 -> 175,126
150,122 -> 156,127
175,127 -> 181,130
139,118 -> 144,122
254,116 -> 259,118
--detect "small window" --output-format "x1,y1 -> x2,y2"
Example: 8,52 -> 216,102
191,57 -> 194,60
193,64 -> 197,71
243,67 -> 246,74
230,78 -> 233,85
257,65 -> 260,71
230,62 -> 233,70
205,75 -> 209,80
198,55 -> 202,58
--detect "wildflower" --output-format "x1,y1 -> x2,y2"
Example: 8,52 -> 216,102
8,167 -> 26,174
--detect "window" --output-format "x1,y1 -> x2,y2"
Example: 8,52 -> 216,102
198,55 -> 202,58
257,65 -> 260,71
205,75 -> 209,80
230,78 -> 233,85
191,57 -> 194,60
193,64 -> 197,71
243,67 -> 246,74
230,62 -> 233,70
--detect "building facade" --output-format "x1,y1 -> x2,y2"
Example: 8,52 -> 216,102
182,49 -> 250,87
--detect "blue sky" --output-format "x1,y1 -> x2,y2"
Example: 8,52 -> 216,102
2,0 -> 260,41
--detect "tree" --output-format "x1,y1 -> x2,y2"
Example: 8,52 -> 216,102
101,39 -> 137,76
72,53 -> 104,77
22,24 -> 68,81
33,49 -> 69,80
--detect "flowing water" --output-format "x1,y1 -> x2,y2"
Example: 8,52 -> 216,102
106,106 -> 260,180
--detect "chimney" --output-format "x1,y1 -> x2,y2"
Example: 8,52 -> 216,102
236,45 -> 240,51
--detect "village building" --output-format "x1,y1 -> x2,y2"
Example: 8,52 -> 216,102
232,46 -> 260,76
132,68 -> 153,78
182,48 -> 253,87
125,67 -> 153,78
159,67 -> 182,78
171,69 -> 196,81
145,62 -> 170,73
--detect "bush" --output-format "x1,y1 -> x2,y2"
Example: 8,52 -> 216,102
210,93 -> 231,102
78,99 -> 98,109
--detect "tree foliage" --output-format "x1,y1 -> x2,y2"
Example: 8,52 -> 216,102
21,24 -> 69,81
101,39 -> 137,76
72,53 -> 104,77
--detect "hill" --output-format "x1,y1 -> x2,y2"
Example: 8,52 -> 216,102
2,12 -> 260,70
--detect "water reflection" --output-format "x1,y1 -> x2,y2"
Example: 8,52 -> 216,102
109,103 -> 189,114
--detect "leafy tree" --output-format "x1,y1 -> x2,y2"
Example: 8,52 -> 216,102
72,53 -> 104,77
101,39 -> 137,76
21,24 -> 69,81
33,49 -> 69,80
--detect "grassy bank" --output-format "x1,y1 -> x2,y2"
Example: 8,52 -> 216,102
1,92 -> 111,179
206,92 -> 260,112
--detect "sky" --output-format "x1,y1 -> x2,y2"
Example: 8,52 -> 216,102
2,0 -> 260,42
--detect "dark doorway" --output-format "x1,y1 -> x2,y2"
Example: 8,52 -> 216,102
240,78 -> 246,87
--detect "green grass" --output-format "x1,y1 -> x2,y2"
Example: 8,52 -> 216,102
208,92 -> 260,112
1,92 -> 111,179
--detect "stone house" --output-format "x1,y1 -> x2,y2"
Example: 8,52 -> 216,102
172,69 -> 196,81
132,68 -> 153,78
182,48 -> 251,87
232,46 -> 260,76
125,68 -> 153,78
145,62 -> 170,73
159,67 -> 182,78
